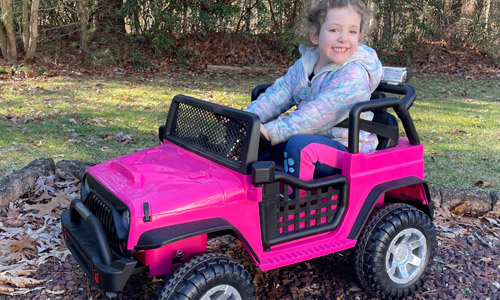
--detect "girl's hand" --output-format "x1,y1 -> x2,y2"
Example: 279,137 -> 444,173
260,124 -> 270,141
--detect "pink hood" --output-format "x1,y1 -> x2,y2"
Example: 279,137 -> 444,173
87,141 -> 247,219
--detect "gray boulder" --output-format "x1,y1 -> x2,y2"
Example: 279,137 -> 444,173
0,158 -> 56,208
56,160 -> 94,180
428,185 -> 442,208
490,191 -> 500,216
441,188 -> 493,216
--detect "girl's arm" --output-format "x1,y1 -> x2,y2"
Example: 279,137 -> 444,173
264,62 -> 374,145
244,60 -> 300,123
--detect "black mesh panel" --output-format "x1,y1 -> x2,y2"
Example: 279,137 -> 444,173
170,102 -> 248,162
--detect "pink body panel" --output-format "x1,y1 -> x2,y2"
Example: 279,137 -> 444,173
135,235 -> 207,276
87,138 -> 426,273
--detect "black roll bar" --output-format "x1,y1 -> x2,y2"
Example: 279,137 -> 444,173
348,97 -> 420,153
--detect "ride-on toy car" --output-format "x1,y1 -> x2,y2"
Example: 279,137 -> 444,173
61,67 -> 437,300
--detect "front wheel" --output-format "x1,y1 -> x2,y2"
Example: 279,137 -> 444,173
354,203 -> 437,299
157,253 -> 256,300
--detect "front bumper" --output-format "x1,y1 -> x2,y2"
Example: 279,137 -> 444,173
61,198 -> 141,292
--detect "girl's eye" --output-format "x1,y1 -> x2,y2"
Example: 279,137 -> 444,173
350,30 -> 358,34
330,28 -> 339,32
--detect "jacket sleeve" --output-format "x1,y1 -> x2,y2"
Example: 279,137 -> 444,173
264,62 -> 372,145
244,59 -> 301,123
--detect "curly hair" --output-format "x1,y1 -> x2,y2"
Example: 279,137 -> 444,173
308,0 -> 366,36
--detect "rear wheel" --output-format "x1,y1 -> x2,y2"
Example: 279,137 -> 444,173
157,253 -> 256,300
354,203 -> 437,299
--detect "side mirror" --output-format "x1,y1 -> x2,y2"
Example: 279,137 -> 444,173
252,161 -> 275,186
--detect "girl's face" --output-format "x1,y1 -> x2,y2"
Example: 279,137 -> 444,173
310,6 -> 361,69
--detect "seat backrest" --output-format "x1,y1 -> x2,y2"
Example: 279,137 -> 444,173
372,111 -> 398,150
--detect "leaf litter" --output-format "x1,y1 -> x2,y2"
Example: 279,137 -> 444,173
0,170 -> 77,296
1,171 -> 500,298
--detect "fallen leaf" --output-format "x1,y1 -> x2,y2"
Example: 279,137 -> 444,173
475,180 -> 493,188
451,203 -> 468,215
480,257 -> 492,263
0,275 -> 44,288
8,236 -> 36,252
450,128 -> 466,134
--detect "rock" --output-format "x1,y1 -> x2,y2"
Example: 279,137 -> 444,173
429,184 -> 442,207
0,158 -> 55,208
441,188 -> 493,216
490,191 -> 500,216
55,160 -> 94,180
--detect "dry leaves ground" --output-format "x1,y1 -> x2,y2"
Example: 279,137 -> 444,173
0,172 -> 499,300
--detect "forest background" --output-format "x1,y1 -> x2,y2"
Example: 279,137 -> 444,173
0,0 -> 498,74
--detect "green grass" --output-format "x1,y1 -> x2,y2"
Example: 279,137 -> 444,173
0,74 -> 498,190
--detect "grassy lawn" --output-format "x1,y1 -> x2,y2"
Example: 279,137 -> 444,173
0,73 -> 499,190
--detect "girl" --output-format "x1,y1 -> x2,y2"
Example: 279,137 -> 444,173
245,0 -> 383,183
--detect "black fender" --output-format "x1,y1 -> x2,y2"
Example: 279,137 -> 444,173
135,218 -> 260,263
347,176 -> 433,240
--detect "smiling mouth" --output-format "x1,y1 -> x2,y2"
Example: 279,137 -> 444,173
333,47 -> 348,52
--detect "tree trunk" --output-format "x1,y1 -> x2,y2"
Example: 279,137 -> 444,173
0,23 -> 8,59
76,0 -> 87,51
22,0 -> 30,53
0,0 -> 17,61
25,0 -> 39,59
481,0 -> 491,30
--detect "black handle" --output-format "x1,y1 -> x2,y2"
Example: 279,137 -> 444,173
375,83 -> 417,110
348,97 -> 420,153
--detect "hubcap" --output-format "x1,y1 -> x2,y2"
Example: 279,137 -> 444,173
200,285 -> 242,300
385,228 -> 427,284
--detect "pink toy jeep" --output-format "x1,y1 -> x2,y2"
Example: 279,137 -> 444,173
61,69 -> 437,300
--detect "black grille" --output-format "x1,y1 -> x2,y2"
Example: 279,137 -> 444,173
170,102 -> 248,162
84,193 -> 121,251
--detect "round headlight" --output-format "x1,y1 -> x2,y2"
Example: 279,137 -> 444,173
121,210 -> 130,230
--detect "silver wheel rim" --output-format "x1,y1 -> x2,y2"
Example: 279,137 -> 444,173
385,228 -> 427,284
200,285 -> 242,300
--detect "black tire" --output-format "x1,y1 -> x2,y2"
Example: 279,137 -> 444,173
354,203 -> 437,299
157,253 -> 256,300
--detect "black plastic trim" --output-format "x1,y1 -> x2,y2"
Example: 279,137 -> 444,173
256,165 -> 349,249
347,176 -> 431,240
61,207 -> 139,292
375,83 -> 417,110
70,198 -> 113,265
84,174 -> 129,242
135,218 -> 260,263
143,202 -> 151,222
164,94 -> 261,175
348,97 -> 420,153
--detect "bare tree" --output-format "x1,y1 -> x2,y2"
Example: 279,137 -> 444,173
22,0 -> 30,53
26,0 -> 40,59
0,0 -> 17,61
76,0 -> 87,51
0,23 -> 7,59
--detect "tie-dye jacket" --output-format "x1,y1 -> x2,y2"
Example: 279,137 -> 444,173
245,44 -> 383,152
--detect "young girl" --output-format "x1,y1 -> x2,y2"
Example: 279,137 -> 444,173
245,0 -> 383,183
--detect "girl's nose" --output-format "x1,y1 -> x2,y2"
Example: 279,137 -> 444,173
337,31 -> 346,42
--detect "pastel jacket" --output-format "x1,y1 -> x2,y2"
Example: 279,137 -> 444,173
245,44 -> 383,152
